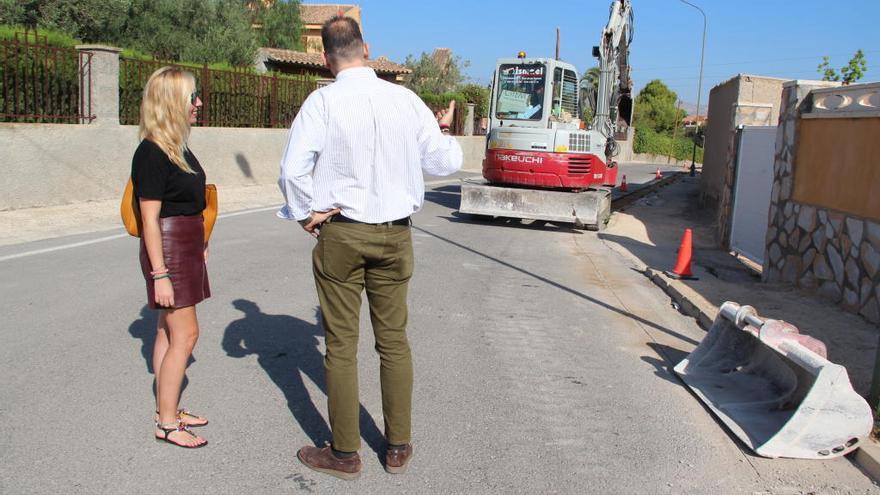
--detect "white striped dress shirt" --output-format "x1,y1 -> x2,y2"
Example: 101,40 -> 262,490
277,66 -> 463,223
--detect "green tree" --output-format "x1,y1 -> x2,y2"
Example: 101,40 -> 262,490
252,0 -> 302,50
119,0 -> 257,66
32,0 -> 130,42
817,50 -> 868,85
580,66 -> 600,122
458,83 -> 489,117
0,0 -> 40,27
633,79 -> 685,135
403,51 -> 469,95
581,66 -> 600,91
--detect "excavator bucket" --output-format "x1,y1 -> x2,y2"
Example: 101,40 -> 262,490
459,178 -> 611,230
674,301 -> 872,459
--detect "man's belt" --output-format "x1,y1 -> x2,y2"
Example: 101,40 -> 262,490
330,215 -> 411,226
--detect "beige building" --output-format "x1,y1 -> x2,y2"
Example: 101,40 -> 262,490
254,3 -> 409,82
300,4 -> 362,54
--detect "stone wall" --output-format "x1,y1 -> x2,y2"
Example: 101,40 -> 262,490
763,80 -> 880,324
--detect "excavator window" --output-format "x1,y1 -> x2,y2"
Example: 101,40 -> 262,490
494,63 -> 546,121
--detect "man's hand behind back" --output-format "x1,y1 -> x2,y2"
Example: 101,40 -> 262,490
299,208 -> 341,238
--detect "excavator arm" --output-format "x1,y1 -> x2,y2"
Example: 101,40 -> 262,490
592,0 -> 634,162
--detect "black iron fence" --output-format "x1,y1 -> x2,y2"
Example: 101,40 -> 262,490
0,30 -> 93,123
120,57 -> 317,128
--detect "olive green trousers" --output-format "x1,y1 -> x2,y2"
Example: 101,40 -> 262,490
312,220 -> 414,452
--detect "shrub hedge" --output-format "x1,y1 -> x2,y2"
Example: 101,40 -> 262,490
634,126 -> 703,162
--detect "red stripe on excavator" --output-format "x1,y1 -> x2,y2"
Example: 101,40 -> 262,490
482,149 -> 618,188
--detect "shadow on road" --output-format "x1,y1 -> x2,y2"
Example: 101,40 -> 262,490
221,299 -> 385,456
642,342 -> 691,386
128,304 -> 193,399
414,226 -> 697,346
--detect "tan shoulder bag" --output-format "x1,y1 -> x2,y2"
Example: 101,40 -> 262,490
121,179 -> 218,243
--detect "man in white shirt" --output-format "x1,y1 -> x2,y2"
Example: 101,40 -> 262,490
278,16 -> 462,480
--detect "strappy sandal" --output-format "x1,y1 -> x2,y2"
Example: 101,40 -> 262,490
155,422 -> 207,449
154,408 -> 209,427
176,408 -> 208,427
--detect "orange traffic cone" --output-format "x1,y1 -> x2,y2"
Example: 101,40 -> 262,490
620,175 -> 628,192
655,167 -> 662,180
665,228 -> 698,279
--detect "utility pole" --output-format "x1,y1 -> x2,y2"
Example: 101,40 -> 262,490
680,0 -> 706,177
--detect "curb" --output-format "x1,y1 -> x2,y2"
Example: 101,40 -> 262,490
855,440 -> 880,482
644,267 -> 715,330
611,172 -> 686,210
642,268 -> 880,481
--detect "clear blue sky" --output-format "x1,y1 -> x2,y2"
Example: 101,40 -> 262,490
317,0 -> 879,113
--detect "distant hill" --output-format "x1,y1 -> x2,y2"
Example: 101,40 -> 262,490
679,101 -> 701,114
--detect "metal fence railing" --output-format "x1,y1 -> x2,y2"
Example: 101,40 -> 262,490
119,57 -> 317,128
0,30 -> 93,123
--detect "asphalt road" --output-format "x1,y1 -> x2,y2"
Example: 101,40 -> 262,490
1,171 -> 876,494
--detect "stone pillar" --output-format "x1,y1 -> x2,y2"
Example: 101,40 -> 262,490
75,45 -> 122,126
763,80 -> 839,282
464,103 -> 475,136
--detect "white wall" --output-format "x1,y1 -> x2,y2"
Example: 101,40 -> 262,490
0,123 -> 485,210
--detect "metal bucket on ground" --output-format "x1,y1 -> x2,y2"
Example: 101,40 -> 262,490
674,301 -> 872,459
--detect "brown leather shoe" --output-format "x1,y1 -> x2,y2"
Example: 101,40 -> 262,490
297,445 -> 362,480
385,443 -> 414,474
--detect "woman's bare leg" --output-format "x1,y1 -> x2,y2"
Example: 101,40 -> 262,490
152,311 -> 170,395
154,305 -> 206,447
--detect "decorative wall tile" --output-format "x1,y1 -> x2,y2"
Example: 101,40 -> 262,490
800,271 -> 817,289
790,229 -> 801,250
812,228 -> 827,252
814,256 -> 833,281
783,255 -> 801,281
798,232 -> 812,252
828,244 -> 845,285
868,222 -> 880,250
829,212 -> 844,235
861,299 -> 880,324
797,205 -> 816,231
769,243 -> 782,264
784,215 -> 796,234
844,288 -> 860,311
846,258 -> 860,288
803,247 -> 817,268
860,277 -> 873,306
847,218 -> 864,246
862,242 -> 879,278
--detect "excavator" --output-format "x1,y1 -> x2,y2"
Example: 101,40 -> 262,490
459,0 -> 634,230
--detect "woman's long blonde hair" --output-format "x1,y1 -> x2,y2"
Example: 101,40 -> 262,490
138,66 -> 197,173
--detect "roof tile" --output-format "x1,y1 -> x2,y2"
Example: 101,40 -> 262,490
260,48 -> 411,75
300,4 -> 357,25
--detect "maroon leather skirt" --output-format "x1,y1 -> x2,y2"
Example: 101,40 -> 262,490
140,215 -> 211,309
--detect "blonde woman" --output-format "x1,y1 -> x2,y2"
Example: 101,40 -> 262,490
131,66 -> 210,448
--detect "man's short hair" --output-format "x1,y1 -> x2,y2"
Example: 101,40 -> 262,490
321,16 -> 364,64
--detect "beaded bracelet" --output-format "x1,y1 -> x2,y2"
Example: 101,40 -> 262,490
152,273 -> 171,281
150,267 -> 169,276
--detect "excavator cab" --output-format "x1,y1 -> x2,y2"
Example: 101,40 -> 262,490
489,58 -> 581,132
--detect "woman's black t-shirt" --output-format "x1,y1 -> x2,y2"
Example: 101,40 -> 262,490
131,139 -> 206,218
